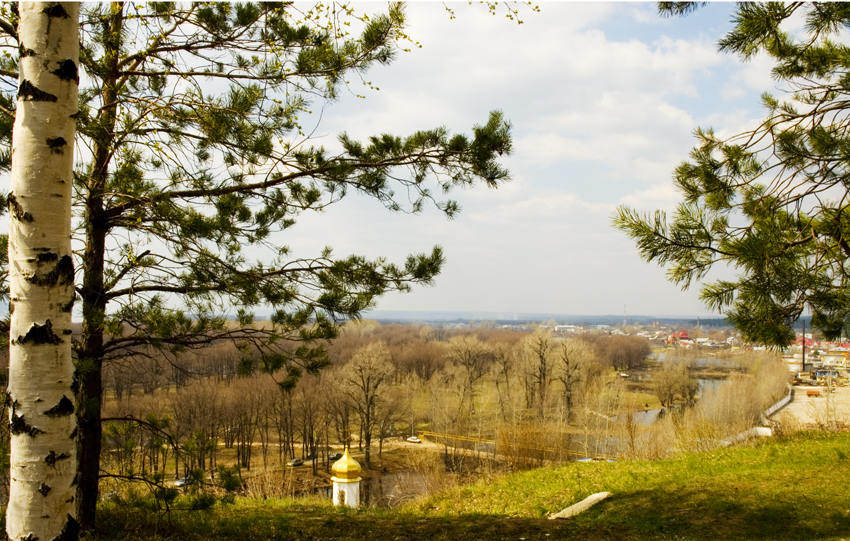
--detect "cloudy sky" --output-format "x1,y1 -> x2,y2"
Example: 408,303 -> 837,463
285,2 -> 783,318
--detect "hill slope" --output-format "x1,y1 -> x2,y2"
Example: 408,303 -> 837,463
96,432 -> 850,540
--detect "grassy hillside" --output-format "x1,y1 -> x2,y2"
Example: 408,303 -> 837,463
95,431 -> 850,540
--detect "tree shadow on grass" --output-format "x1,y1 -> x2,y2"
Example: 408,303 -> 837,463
575,486 -> 850,540
94,486 -> 850,541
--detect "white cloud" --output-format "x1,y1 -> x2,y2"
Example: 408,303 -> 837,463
735,51 -> 778,94
627,4 -> 663,25
279,3 -> 766,316
619,182 -> 680,212
468,191 -> 614,226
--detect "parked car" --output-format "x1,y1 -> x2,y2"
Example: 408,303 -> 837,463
328,452 -> 343,461
174,477 -> 190,488
287,458 -> 304,467
405,435 -> 421,443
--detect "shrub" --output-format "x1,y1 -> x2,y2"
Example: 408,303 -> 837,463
217,465 -> 243,493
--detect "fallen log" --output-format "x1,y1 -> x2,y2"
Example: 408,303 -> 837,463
548,491 -> 612,520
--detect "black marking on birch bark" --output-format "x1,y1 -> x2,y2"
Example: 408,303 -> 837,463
18,80 -> 58,102
42,3 -> 69,18
9,301 -> 14,315
44,395 -> 74,417
52,515 -> 79,541
24,255 -> 74,287
69,111 -> 79,119
46,137 -> 67,154
65,496 -> 73,503
21,534 -> 39,541
45,450 -> 71,466
60,293 -> 75,313
10,413 -> 44,437
18,43 -> 36,58
62,329 -> 72,335
69,427 -> 77,440
14,320 -> 62,346
8,193 -> 34,222
37,252 -> 59,263
70,472 -> 79,486
52,60 -> 78,83
38,483 -> 51,496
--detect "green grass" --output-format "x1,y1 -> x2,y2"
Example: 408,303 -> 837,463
94,431 -> 850,540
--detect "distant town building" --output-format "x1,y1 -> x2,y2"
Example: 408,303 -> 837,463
666,329 -> 690,346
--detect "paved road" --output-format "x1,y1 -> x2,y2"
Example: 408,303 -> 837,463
777,385 -> 850,427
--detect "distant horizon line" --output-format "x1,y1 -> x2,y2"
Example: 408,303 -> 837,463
363,309 -> 726,321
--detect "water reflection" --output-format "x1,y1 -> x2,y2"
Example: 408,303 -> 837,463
310,471 -> 430,508
698,377 -> 722,394
631,408 -> 662,425
622,353 -> 729,427
361,471 -> 429,507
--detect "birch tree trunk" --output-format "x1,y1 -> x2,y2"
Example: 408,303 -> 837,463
7,3 -> 80,540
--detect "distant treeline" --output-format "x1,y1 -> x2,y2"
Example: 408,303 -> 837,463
369,315 -> 732,328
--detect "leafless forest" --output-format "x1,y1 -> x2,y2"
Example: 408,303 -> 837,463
0,320 -> 788,506
0,321 -> 780,505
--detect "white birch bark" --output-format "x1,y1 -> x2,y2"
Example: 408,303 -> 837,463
7,3 -> 80,540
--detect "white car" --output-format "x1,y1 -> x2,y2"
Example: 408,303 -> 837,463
405,435 -> 421,443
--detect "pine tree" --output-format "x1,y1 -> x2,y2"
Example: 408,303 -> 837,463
616,3 -> 850,346
6,3 -> 79,539
0,2 -> 512,530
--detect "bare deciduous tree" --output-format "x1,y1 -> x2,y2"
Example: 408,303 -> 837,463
653,362 -> 698,409
492,344 -> 517,421
446,335 -> 493,421
342,342 -> 394,467
554,339 -> 596,422
520,328 -> 554,419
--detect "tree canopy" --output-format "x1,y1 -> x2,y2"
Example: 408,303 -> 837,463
0,2 -> 512,529
616,3 -> 850,346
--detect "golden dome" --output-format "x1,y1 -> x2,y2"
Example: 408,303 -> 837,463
331,448 -> 362,483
